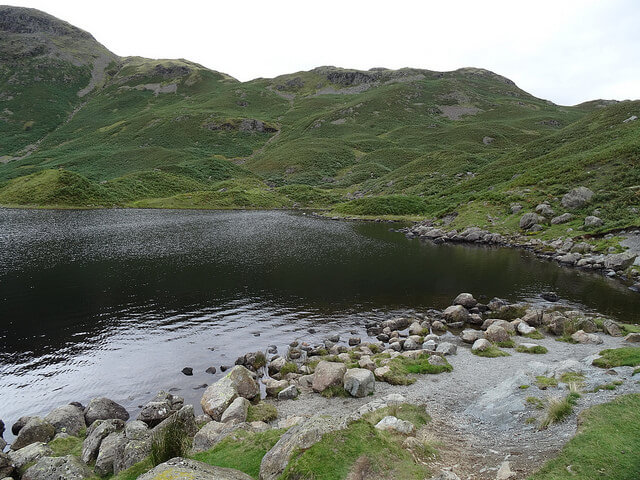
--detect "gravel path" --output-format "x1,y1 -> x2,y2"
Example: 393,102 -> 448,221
273,333 -> 639,479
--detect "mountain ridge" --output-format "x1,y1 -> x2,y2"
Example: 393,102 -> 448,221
0,6 -> 638,237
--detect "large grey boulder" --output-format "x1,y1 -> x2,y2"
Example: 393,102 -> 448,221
602,319 -> 623,337
192,421 -> 243,453
45,405 -> 86,436
584,216 -> 603,228
0,451 -> 13,478
551,213 -> 573,225
113,435 -> 151,474
138,457 -> 253,480
343,369 -> 375,398
259,415 -> 340,480
519,213 -> 544,230
221,397 -> 250,424
535,203 -> 555,217
604,252 -> 637,270
562,187 -> 594,209
81,419 -> 124,464
11,417 -> 54,451
11,416 -> 33,436
8,442 -> 52,470
485,324 -> 510,343
436,342 -> 457,356
84,397 -> 129,425
201,366 -> 259,420
453,293 -> 477,309
472,338 -> 491,352
94,432 -> 123,477
571,330 -> 603,344
22,455 -> 92,480
442,305 -> 469,323
461,329 -> 484,344
312,361 -> 347,393
152,405 -> 197,439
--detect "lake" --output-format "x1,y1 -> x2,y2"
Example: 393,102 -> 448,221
1,208 -> 639,437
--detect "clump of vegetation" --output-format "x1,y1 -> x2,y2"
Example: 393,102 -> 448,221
540,393 -> 580,429
591,380 -> 623,392
48,433 -> 84,457
472,346 -> 510,358
530,394 -> 640,479
383,353 -> 453,385
592,347 -> 640,368
363,403 -> 430,429
536,376 -> 559,389
496,339 -> 516,348
559,371 -> 585,386
519,384 -> 530,389
526,396 -> 545,409
247,402 -> 277,423
150,417 -> 192,466
524,330 -> 545,340
279,362 -> 299,376
321,385 -> 350,398
191,429 -> 285,479
516,344 -> 548,354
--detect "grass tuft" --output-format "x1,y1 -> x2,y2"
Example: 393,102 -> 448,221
150,416 -> 191,466
247,402 -> 277,423
592,347 -> 640,369
472,346 -> 510,358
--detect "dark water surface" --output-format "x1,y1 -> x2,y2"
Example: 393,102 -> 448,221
1,208 -> 639,436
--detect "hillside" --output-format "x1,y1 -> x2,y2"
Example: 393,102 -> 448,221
0,6 -> 638,236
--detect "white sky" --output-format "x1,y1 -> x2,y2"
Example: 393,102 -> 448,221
6,0 -> 640,105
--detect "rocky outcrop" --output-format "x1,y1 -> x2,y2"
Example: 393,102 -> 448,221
260,415 -> 340,480
81,418 -> 124,464
561,186 -> 594,209
138,457 -> 253,480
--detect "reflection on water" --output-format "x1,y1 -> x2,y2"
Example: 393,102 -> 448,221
1,208 -> 638,436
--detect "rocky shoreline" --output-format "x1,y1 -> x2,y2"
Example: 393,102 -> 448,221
2,293 -> 639,479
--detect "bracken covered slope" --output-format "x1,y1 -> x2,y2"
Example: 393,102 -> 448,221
0,6 -> 638,234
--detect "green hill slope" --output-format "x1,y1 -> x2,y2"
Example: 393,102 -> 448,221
0,7 -> 638,235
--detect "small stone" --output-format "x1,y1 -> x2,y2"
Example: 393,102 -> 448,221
182,367 -> 193,376
374,416 -> 415,434
436,342 -> 457,355
278,385 -> 299,400
206,366 -> 217,374
472,338 -> 491,352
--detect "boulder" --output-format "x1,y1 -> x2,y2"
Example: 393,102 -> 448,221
343,369 -> 375,398
602,319 -> 623,337
472,339 -> 491,352
192,421 -> 242,453
138,457 -> 253,480
436,342 -> 457,355
551,213 -> 573,224
517,322 -> 536,335
374,366 -> 391,380
94,431 -> 123,477
201,366 -> 259,420
624,333 -> 640,343
268,357 -> 286,375
11,416 -> 32,436
442,305 -> 469,323
264,379 -> 289,397
11,418 -> 54,451
113,436 -> 151,474
81,419 -> 124,464
153,405 -> 197,439
561,186 -> 594,210
535,204 -> 555,217
0,452 -> 13,478
428,355 -> 448,367
584,216 -> 603,228
22,455 -> 92,480
485,325 -> 510,343
259,416 -> 340,480
7,442 -> 52,470
221,397 -> 249,424
604,252 -> 637,270
358,355 -> 376,371
557,253 -> 581,265
124,420 -> 149,441
519,213 -> 544,230
453,293 -> 477,309
277,385 -> 299,400
84,397 -> 129,426
374,416 -> 415,434
571,330 -> 603,344
461,329 -> 484,344
44,405 -> 86,436
403,336 -> 422,351
137,401 -> 172,428
312,361 -> 347,393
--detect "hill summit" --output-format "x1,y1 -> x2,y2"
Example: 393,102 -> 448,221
0,6 -> 638,236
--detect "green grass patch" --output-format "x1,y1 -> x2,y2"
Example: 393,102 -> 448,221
529,394 -> 640,479
110,458 -> 154,480
524,330 -> 545,340
363,403 -> 430,429
536,376 -> 559,389
472,346 -> 510,358
496,339 -> 516,348
48,433 -> 85,457
592,347 -> 640,368
150,416 -> 192,466
516,344 -> 548,354
384,353 -> 453,385
540,393 -> 579,429
559,372 -> 585,386
620,323 -> 640,334
279,362 -> 298,376
519,384 -> 530,389
526,396 -> 545,409
280,419 -> 429,480
191,428 -> 285,479
247,402 -> 278,423
320,385 -> 350,398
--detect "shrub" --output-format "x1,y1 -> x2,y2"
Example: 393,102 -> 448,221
247,402 -> 277,423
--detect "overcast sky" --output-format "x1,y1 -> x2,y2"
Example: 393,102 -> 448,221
7,0 -> 640,105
